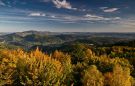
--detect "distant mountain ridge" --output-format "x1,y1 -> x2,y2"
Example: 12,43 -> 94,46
0,30 -> 135,50
1,30 -> 135,37
0,32 -> 11,36
12,30 -> 59,37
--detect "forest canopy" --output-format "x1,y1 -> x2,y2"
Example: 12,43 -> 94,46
0,45 -> 135,86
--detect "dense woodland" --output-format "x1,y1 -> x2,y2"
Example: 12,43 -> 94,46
0,31 -> 135,86
0,44 -> 135,86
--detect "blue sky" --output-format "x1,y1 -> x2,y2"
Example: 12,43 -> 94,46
0,0 -> 135,32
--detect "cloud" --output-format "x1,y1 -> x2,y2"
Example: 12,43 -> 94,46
113,17 -> 121,20
84,14 -> 106,20
118,19 -> 135,27
102,8 -> 119,12
29,12 -> 46,17
0,0 -> 5,6
82,9 -> 86,12
50,15 -> 56,18
52,0 -> 77,10
84,14 -> 120,21
42,0 -> 51,2
100,7 -> 108,10
45,13 -> 121,24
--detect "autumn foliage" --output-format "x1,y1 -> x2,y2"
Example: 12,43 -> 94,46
0,47 -> 135,86
0,48 -> 72,86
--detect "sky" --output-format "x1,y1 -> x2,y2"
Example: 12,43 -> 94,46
0,0 -> 135,32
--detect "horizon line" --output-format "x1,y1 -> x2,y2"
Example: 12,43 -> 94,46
1,30 -> 135,33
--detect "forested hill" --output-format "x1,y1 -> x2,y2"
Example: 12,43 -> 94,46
0,31 -> 135,50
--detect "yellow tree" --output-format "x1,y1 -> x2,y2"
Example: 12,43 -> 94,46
52,50 -> 72,85
82,65 -> 104,86
110,64 -> 131,86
